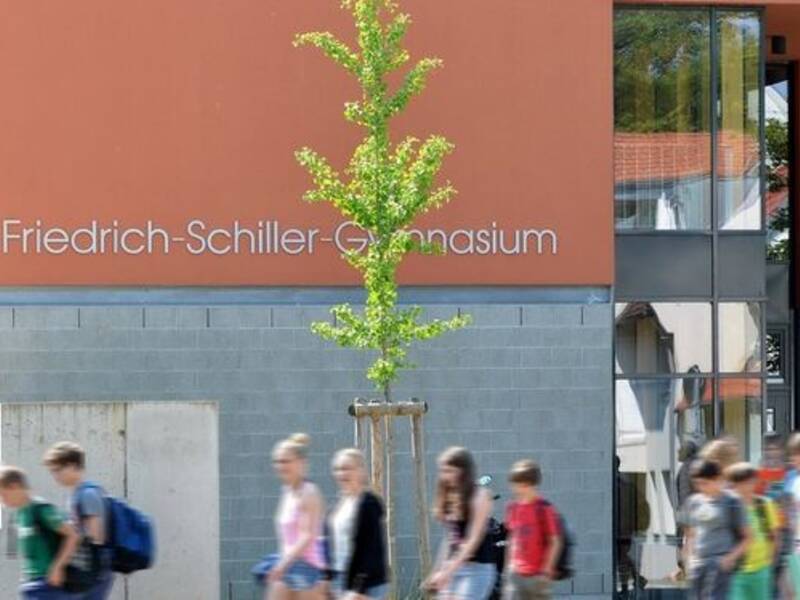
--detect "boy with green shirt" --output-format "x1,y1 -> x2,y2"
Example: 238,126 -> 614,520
726,462 -> 780,600
0,466 -> 79,599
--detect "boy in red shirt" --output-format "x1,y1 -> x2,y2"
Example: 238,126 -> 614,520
503,460 -> 563,600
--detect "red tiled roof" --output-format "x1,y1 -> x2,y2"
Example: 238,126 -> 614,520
615,131 -> 760,184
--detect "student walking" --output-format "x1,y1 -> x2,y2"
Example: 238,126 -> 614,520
682,459 -> 751,600
43,442 -> 114,600
502,460 -> 563,600
425,447 -> 495,600
757,433 -> 792,598
0,466 -> 80,600
726,463 -> 780,600
327,448 -> 388,600
784,432 -> 800,595
265,433 -> 327,600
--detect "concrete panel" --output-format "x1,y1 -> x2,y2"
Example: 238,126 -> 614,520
126,402 -> 220,600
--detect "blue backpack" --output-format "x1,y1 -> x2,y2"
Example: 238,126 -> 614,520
76,482 -> 156,574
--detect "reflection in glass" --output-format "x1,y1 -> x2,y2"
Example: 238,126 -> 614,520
767,332 -> 784,382
767,65 -> 791,260
718,12 -> 762,230
614,10 -> 712,230
719,303 -> 762,372
720,378 -> 763,462
615,378 -> 712,592
615,303 -> 712,374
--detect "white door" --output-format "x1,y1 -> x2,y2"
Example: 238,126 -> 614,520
0,402 -> 219,600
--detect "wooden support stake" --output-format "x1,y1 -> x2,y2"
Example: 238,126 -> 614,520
370,415 -> 385,496
355,417 -> 367,454
411,412 -> 432,582
385,414 -> 397,600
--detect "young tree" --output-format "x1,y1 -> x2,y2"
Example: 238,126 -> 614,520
295,1 -> 469,588
294,0 -> 469,402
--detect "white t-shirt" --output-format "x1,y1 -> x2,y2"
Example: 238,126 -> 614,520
330,495 -> 359,573
792,476 -> 800,547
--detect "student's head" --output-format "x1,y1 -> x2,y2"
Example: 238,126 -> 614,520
434,447 -> 477,521
508,459 -> 541,499
725,462 -> 758,499
763,433 -> 785,467
690,458 -> 724,496
699,437 -> 740,471
787,432 -> 800,469
332,448 -> 367,494
43,441 -> 86,487
0,466 -> 31,508
272,433 -> 311,485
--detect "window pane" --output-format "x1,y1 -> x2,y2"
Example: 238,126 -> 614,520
720,378 -> 763,462
615,378 -> 712,591
615,303 -> 712,374
718,12 -> 762,230
614,9 -> 712,230
719,302 -> 762,373
767,65 -> 791,260
766,331 -> 785,382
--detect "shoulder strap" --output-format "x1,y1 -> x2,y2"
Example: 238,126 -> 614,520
754,497 -> 773,539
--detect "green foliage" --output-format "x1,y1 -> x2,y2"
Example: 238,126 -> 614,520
295,0 -> 469,394
767,118 -> 789,192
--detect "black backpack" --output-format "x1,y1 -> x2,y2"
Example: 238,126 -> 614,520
535,499 -> 575,581
28,501 -> 100,593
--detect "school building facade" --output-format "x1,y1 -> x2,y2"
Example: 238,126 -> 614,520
0,1 -> 798,598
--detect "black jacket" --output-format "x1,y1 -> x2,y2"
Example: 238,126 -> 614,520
326,491 -> 388,593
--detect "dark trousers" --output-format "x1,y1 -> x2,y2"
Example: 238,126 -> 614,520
690,560 -> 733,600
72,571 -> 114,600
18,579 -> 72,600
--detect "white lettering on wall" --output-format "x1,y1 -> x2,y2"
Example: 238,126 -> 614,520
0,218 -> 558,257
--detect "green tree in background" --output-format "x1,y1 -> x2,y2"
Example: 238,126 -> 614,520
294,0 -> 469,401
767,118 -> 790,262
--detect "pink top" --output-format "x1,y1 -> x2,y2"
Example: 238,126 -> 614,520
276,482 -> 326,569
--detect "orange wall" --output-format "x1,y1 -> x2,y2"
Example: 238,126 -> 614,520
0,0 -> 614,287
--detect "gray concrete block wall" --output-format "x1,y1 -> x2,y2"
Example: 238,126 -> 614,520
0,300 -> 613,599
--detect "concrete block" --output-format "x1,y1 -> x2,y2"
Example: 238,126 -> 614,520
79,306 -> 143,329
459,304 -> 521,327
573,574 -> 605,595
272,306 -> 333,328
209,306 -> 272,328
0,308 -> 12,329
145,306 -> 208,329
14,307 -> 79,329
581,348 -> 611,368
582,303 -> 612,327
523,304 -> 582,327
196,328 -> 260,350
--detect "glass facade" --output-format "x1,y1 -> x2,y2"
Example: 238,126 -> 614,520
614,7 -> 765,597
615,303 -> 713,374
767,64 -> 791,261
615,9 -> 763,232
614,10 -> 712,230
717,13 -> 762,230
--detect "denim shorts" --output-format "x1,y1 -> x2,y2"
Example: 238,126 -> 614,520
283,560 -> 324,591
445,562 -> 497,600
252,554 -> 324,591
331,572 -> 389,599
